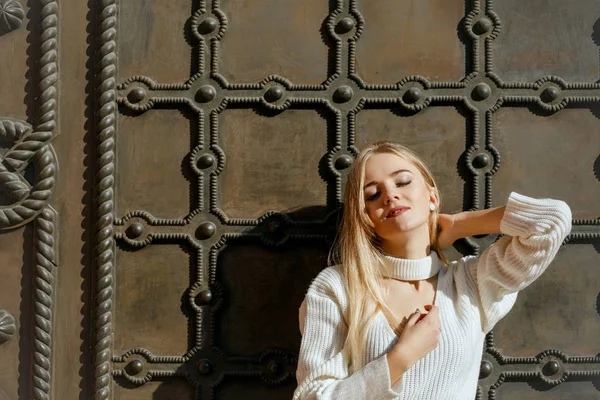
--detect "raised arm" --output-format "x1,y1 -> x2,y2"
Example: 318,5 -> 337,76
442,192 -> 572,332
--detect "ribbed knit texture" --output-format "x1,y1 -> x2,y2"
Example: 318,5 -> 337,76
382,252 -> 441,280
294,192 -> 572,400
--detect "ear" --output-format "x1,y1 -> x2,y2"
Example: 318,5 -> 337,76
429,191 -> 439,209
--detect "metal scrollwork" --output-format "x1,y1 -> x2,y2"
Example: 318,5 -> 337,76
0,309 -> 16,344
0,118 -> 57,230
0,0 -> 24,36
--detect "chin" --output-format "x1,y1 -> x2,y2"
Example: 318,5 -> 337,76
378,218 -> 427,238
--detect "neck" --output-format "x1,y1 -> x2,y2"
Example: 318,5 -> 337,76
382,224 -> 431,259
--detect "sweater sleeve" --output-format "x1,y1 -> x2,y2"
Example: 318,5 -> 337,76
467,192 -> 572,333
293,268 -> 402,400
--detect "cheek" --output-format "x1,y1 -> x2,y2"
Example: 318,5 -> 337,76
365,204 -> 385,230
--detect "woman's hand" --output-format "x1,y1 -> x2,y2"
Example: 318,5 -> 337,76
386,305 -> 441,383
437,213 -> 457,250
437,207 -> 506,250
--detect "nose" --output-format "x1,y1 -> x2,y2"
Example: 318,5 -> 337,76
383,186 -> 400,204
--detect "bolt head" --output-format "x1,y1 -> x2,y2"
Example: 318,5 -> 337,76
198,17 -> 218,34
127,87 -> 146,104
126,223 -> 144,239
125,359 -> 144,375
196,222 -> 216,240
264,86 -> 284,103
197,154 -> 215,169
333,86 -> 353,103
195,85 -> 216,103
403,87 -> 422,104
473,18 -> 492,35
335,17 -> 355,34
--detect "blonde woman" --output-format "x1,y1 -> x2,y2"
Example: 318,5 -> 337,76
293,141 -> 572,400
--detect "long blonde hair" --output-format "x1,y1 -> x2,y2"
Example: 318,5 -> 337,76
330,141 -> 447,371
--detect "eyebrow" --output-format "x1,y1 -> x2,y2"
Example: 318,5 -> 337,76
363,169 -> 413,190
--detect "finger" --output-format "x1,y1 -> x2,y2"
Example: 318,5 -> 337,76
425,305 -> 439,314
405,309 -> 421,328
422,306 -> 440,320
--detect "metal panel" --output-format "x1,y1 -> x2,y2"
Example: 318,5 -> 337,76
0,0 -> 59,399
92,0 -> 600,398
1,0 -> 598,398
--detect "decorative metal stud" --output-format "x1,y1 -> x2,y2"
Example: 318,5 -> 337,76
333,86 -> 353,103
0,310 -> 16,344
268,361 -> 281,374
335,155 -> 353,170
479,360 -> 492,379
543,360 -> 560,376
335,17 -> 355,34
198,359 -> 212,374
127,87 -> 146,104
196,289 -> 212,305
196,154 -> 215,169
473,18 -> 492,35
195,85 -> 216,103
126,222 -> 144,239
473,154 -> 490,169
266,220 -> 282,234
403,87 -> 421,104
541,86 -> 559,103
196,222 -> 216,240
197,17 -> 218,35
472,83 -> 491,101
125,359 -> 144,376
264,86 -> 284,103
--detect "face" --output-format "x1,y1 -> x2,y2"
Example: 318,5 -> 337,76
362,152 -> 437,240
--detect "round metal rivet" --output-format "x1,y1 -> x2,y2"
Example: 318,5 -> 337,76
196,289 -> 212,305
198,17 -> 218,34
335,155 -> 353,170
125,359 -> 144,376
403,87 -> 421,104
335,17 -> 355,34
195,85 -> 216,103
479,360 -> 492,379
473,153 -> 490,169
543,360 -> 560,376
472,83 -> 491,101
333,86 -> 353,103
127,87 -> 146,104
268,361 -> 281,374
541,87 -> 559,103
266,220 -> 282,234
264,86 -> 284,103
473,18 -> 492,35
197,154 -> 215,169
196,222 -> 216,240
198,359 -> 212,374
126,223 -> 144,239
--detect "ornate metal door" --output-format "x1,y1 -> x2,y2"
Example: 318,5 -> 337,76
0,0 -> 599,399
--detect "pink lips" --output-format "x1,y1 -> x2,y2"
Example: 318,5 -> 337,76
386,207 -> 409,219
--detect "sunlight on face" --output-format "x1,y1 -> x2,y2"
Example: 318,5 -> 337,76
363,152 -> 436,240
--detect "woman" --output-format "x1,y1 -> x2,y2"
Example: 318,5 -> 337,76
293,141 -> 571,399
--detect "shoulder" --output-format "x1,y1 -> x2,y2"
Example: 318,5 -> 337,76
307,265 -> 346,296
440,255 -> 479,289
304,265 -> 349,309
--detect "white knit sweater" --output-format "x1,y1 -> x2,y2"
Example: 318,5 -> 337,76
294,192 -> 572,400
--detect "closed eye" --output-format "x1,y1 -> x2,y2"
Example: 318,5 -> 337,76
365,181 -> 411,202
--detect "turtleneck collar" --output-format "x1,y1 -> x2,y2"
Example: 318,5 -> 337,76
381,251 -> 441,281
